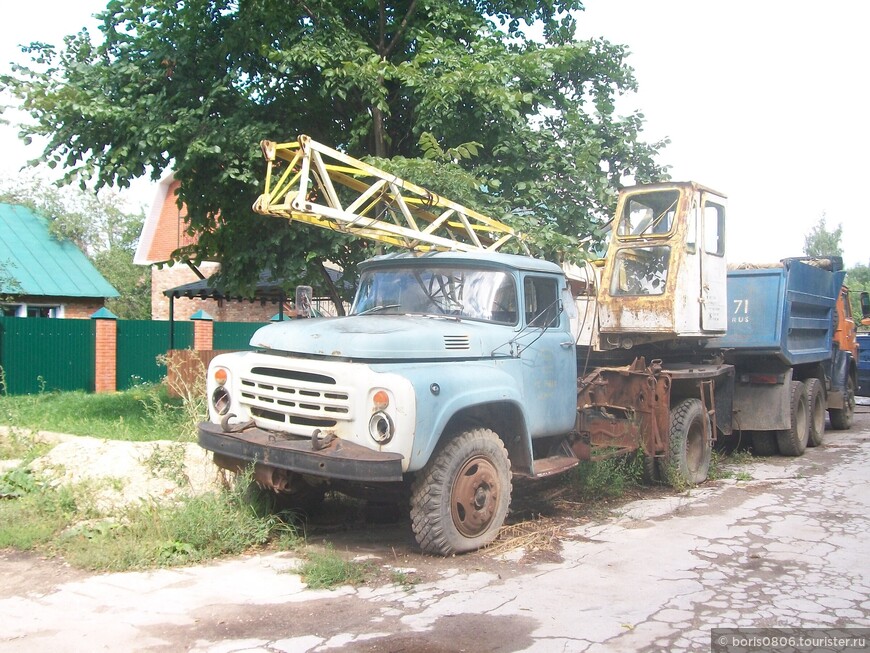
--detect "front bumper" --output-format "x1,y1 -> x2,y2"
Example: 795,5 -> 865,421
198,422 -> 405,483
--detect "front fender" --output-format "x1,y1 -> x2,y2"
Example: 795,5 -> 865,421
400,359 -> 531,471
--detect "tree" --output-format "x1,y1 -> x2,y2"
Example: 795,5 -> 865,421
1,0 -> 668,300
0,174 -> 151,319
803,214 -> 843,259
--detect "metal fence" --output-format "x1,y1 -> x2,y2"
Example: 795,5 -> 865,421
0,317 -> 263,395
116,320 -> 193,390
0,316 -> 95,394
213,321 -> 263,350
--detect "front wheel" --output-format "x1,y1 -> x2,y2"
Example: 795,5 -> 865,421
410,428 -> 511,555
662,398 -> 712,487
829,375 -> 855,431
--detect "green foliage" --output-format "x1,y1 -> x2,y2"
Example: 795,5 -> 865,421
1,0 -> 668,294
803,214 -> 843,259
0,471 -> 84,549
707,450 -> 754,482
297,545 -> 373,589
0,464 -> 299,570
567,454 -> 644,499
0,174 -> 151,319
846,262 -> 870,328
0,384 -> 191,441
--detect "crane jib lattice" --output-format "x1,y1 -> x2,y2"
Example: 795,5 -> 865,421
252,135 -> 525,253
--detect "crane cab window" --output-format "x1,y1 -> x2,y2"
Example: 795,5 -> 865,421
616,190 -> 680,238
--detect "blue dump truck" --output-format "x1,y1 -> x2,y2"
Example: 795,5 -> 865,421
858,334 -> 870,397
711,258 -> 857,456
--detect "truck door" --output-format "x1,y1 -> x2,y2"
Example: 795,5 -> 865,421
518,274 -> 578,436
699,193 -> 727,332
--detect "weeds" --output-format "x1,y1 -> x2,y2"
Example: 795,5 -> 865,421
567,454 -> 644,500
708,449 -> 754,481
141,442 -> 190,487
297,545 -> 373,589
0,462 -> 300,570
0,385 -> 190,441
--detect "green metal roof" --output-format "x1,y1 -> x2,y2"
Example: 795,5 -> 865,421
0,203 -> 119,298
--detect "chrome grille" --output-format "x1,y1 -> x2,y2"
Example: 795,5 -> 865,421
238,366 -> 352,430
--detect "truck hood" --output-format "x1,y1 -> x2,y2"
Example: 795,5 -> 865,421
250,315 -> 512,359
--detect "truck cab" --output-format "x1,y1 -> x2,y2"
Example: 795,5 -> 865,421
594,182 -> 728,350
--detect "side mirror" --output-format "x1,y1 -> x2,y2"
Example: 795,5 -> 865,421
295,285 -> 313,318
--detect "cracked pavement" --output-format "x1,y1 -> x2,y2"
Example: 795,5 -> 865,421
2,406 -> 869,652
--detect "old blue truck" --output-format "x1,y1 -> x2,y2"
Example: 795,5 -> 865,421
711,258 -> 857,455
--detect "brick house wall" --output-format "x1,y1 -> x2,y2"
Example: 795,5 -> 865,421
138,175 -> 285,323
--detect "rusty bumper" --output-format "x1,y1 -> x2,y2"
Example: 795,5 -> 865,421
198,422 -> 404,483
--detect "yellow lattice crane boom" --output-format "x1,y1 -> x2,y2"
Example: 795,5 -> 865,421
252,135 -> 525,254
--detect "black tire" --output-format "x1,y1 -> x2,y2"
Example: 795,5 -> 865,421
637,448 -> 661,485
410,428 -> 511,555
662,398 -> 712,487
776,381 -> 809,457
751,431 -> 779,456
805,378 -> 825,447
829,375 -> 855,431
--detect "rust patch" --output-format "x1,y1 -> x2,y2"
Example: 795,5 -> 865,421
574,357 -> 671,460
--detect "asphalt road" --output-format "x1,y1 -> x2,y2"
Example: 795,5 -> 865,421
2,405 -> 869,652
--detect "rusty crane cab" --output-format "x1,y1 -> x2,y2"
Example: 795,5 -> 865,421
593,182 -> 728,351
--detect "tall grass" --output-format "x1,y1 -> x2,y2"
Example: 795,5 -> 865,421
0,464 -> 300,570
0,383 -> 195,441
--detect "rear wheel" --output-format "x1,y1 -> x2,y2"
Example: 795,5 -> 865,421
829,375 -> 855,430
662,399 -> 712,487
776,381 -> 809,457
805,378 -> 825,447
410,428 -> 511,555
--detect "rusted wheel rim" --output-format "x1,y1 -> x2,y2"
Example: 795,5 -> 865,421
451,455 -> 500,538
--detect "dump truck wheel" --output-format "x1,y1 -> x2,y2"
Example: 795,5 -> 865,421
751,431 -> 779,456
410,428 -> 511,555
776,381 -> 809,457
663,398 -> 711,486
805,378 -> 825,447
829,376 -> 855,431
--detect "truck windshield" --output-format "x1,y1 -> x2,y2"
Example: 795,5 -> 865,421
352,265 -> 518,325
616,189 -> 681,238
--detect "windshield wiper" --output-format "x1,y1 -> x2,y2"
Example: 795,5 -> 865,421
356,303 -> 401,315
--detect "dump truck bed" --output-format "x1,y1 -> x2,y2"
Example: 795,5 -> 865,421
715,258 -> 844,366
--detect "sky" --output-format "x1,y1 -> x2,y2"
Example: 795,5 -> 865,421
1,0 -> 868,267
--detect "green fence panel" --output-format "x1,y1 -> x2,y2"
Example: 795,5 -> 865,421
213,321 -> 266,351
0,316 -> 95,395
116,320 -> 193,390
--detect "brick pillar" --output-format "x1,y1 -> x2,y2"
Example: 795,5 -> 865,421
91,308 -> 118,393
190,309 -> 214,351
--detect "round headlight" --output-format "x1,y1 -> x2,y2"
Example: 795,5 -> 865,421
212,386 -> 231,415
368,411 -> 394,444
